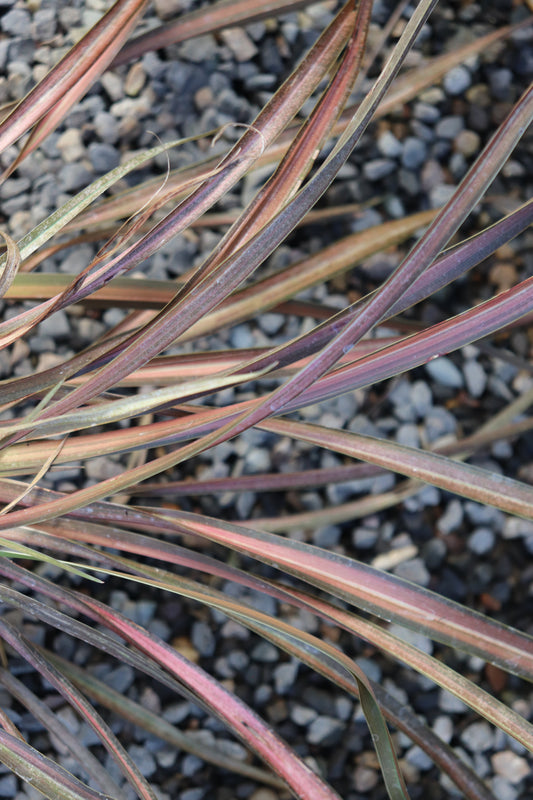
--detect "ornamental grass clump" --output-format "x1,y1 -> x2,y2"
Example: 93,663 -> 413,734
0,0 -> 532,798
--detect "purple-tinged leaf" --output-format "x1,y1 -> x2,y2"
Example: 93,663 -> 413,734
0,619 -> 158,800
0,0 -> 149,157
0,669 -> 125,800
0,727 -> 111,800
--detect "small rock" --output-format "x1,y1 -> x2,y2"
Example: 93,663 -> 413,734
425,356 -> 464,388
401,137 -> 427,169
56,128 -> 85,163
438,688 -> 468,713
433,715 -> 453,743
454,129 -> 480,157
464,359 -> 487,398
58,163 -> 93,192
407,745 -> 433,770
290,705 -> 317,726
251,641 -> 278,662
393,556 -> 431,586
249,790 -> 278,800
363,158 -> 396,181
274,660 -> 299,695
33,8 -> 56,39
429,183 -> 456,208
435,115 -> 464,139
38,309 -> 70,338
0,774 -> 17,797
1,8 -> 31,35
491,751 -> 531,783
125,62 -> 146,96
352,526 -> 379,550
377,130 -> 403,158
307,715 -> 345,746
460,721 -> 494,753
88,142 -> 120,173
443,65 -> 471,95
468,527 -> 495,555
413,101 -> 441,123
353,765 -> 379,792
191,620 -> 216,657
220,27 -> 258,61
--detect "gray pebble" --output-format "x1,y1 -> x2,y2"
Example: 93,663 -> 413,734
444,65 -> 471,95
439,688 -> 468,713
396,423 -> 420,449
251,641 -> 278,663
468,527 -> 495,555
33,9 -> 56,39
258,312 -> 284,335
404,485 -> 440,511
425,356 -> 464,388
413,101 -> 441,123
0,176 -> 30,199
162,702 -> 190,724
433,715 -> 453,743
435,115 -> 464,139
106,664 -> 135,693
393,557 -> 431,587
464,359 -> 487,397
410,380 -> 433,417
461,721 -> 495,753
429,183 -> 457,208
377,130 -> 403,158
449,152 -> 467,180
192,621 -> 216,657
424,538 -> 446,569
503,517 -> 533,540
88,142 -> 120,173
181,754 -> 203,777
254,684 -> 272,705
38,309 -> 70,339
352,526 -> 379,550
489,777 -> 519,800
291,704 -> 317,726
410,119 -> 434,142
401,137 -> 427,170
363,158 -> 396,181
313,525 -> 341,547
274,660 -> 299,694
235,490 -> 255,519
399,167 -> 420,195
307,715 -> 345,746
355,656 -> 381,683
181,789 -> 205,800
0,775 -> 17,797
128,745 -> 156,777
1,9 -> 31,35
407,745 -> 434,771
464,501 -> 502,527
58,163 -> 94,192
420,158 -> 445,192
489,68 -> 513,100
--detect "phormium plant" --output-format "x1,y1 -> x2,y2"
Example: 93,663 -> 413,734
0,0 -> 532,798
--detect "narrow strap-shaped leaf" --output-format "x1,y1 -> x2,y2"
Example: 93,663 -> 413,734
153,509 -> 533,680
0,669 -> 126,800
0,566 -> 342,800
0,619 -> 158,800
0,727 -> 112,800
0,0 -> 149,156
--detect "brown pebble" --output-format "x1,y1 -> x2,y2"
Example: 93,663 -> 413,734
125,62 -> 146,97
489,262 -> 517,291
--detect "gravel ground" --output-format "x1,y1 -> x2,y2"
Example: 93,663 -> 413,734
1,0 -> 533,799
